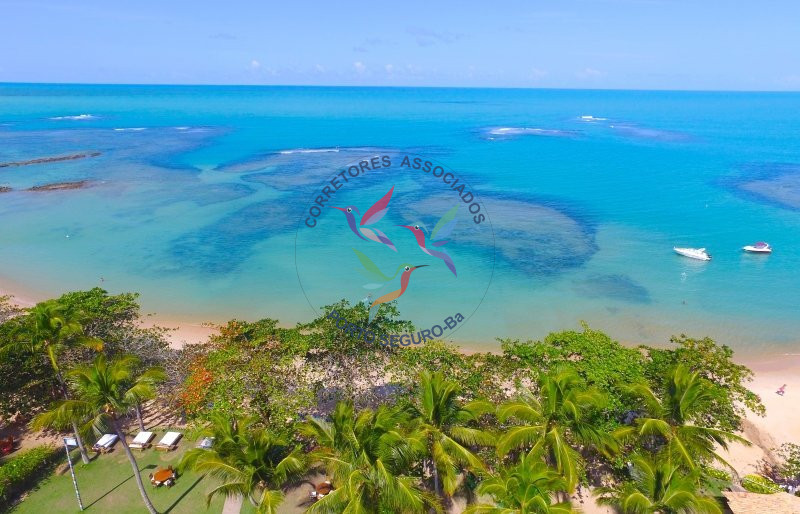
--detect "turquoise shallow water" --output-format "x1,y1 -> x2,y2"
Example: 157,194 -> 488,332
1,84 -> 800,355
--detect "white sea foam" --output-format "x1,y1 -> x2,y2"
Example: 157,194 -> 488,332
279,147 -> 341,155
174,126 -> 191,130
487,127 -> 574,137
611,124 -> 689,141
113,127 -> 146,132
49,114 -> 97,120
579,115 -> 607,121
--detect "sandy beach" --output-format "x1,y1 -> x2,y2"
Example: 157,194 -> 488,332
0,282 -> 219,349
2,281 -> 798,479
719,355 -> 800,477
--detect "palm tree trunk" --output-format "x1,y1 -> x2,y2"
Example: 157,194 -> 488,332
70,420 -> 91,464
431,459 -> 441,498
135,402 -> 146,432
111,418 -> 158,514
55,369 -> 90,464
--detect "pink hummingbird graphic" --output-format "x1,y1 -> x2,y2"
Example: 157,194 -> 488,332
369,264 -> 428,312
330,186 -> 397,251
399,205 -> 459,277
351,248 -> 427,321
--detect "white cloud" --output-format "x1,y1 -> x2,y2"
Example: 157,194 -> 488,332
530,68 -> 548,81
577,67 -> 604,79
353,61 -> 366,74
406,27 -> 463,47
353,37 -> 390,53
315,64 -> 326,73
405,64 -> 422,75
779,74 -> 800,88
250,59 -> 261,70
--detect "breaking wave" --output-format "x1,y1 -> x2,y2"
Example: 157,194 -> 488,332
49,114 -> 98,120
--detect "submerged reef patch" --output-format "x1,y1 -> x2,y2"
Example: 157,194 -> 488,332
27,180 -> 91,191
573,274 -> 651,303
404,192 -> 596,277
608,123 -> 691,142
166,147 -> 595,278
0,152 -> 101,168
481,127 -> 581,140
720,163 -> 800,211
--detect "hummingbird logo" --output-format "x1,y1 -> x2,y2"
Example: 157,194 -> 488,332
330,186 -> 397,251
352,248 -> 427,320
399,205 -> 459,277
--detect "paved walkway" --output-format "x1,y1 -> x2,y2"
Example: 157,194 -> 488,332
221,494 -> 243,514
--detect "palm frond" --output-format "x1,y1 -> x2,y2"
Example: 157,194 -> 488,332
255,489 -> 285,514
496,425 -> 544,457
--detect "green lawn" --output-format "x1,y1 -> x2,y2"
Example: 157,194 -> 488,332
12,439 -> 224,514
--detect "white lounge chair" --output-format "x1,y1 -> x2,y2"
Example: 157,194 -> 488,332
129,431 -> 155,450
155,431 -> 182,451
92,433 -> 119,453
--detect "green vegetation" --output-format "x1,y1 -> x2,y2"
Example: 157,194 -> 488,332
596,454 -> 722,513
775,442 -> 800,487
0,291 -> 768,512
179,414 -> 306,513
0,445 -> 60,506
32,354 -> 166,514
464,450 -> 572,513
741,473 -> 782,494
3,299 -> 103,463
618,364 -> 747,471
300,401 -> 440,513
497,366 -> 615,493
777,443 -> 800,481
10,440 -> 225,514
410,371 -> 493,499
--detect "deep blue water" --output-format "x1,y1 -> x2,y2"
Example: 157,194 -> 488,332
1,83 -> 799,355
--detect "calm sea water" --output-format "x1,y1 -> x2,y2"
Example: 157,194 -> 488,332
1,83 -> 800,355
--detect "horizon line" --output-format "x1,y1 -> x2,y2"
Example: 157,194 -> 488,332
1,81 -> 799,94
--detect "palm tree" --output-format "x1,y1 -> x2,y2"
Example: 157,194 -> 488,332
620,365 -> 748,471
496,366 -> 616,492
179,414 -> 306,513
411,370 -> 494,499
595,454 -> 722,514
32,354 -> 165,514
2,299 -> 102,463
300,401 -> 441,513
464,451 -> 573,514
129,379 -> 158,432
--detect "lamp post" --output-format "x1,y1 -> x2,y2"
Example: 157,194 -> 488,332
63,437 -> 84,511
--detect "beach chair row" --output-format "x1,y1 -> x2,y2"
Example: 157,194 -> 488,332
91,430 -> 183,453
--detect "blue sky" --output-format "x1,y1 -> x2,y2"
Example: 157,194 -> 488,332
2,0 -> 799,90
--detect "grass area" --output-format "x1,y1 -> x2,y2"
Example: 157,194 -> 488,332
11,436 -> 225,514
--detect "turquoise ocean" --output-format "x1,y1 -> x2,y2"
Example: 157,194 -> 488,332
2,84 -> 800,356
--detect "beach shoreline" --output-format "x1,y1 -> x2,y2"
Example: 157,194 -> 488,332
0,281 -> 220,349
2,279 -> 798,479
3,279 -> 799,359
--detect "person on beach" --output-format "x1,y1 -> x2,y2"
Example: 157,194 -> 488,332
776,384 -> 787,396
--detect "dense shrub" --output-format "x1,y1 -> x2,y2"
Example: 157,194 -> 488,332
776,442 -> 800,484
741,474 -> 782,494
0,445 -> 60,507
703,466 -> 732,483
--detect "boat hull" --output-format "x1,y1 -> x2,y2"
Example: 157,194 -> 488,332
673,247 -> 712,261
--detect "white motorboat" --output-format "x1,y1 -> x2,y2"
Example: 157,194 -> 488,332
674,247 -> 712,261
743,241 -> 772,253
